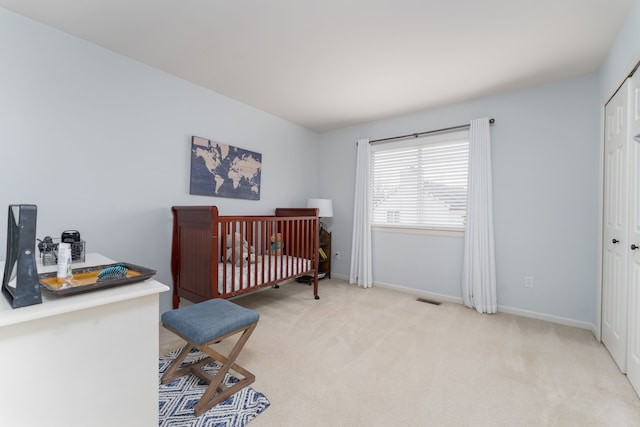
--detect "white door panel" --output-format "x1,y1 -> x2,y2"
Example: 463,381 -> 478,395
602,80 -> 630,372
626,73 -> 640,393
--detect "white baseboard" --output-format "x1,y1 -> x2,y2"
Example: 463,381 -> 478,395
373,280 -> 463,305
334,277 -> 597,334
496,305 -> 595,332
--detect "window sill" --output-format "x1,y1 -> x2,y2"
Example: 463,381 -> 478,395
371,225 -> 464,237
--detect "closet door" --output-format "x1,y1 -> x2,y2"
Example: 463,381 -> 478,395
626,74 -> 640,393
602,80 -> 630,372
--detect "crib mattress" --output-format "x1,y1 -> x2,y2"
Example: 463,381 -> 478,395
217,255 -> 312,294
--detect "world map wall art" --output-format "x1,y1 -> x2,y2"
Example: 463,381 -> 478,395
190,136 -> 262,200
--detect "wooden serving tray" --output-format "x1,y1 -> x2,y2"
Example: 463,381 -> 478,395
38,262 -> 156,296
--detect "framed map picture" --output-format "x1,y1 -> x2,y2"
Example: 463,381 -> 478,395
190,136 -> 262,200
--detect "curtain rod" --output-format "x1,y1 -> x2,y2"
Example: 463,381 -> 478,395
369,118 -> 495,144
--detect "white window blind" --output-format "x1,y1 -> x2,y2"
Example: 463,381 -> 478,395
371,129 -> 469,231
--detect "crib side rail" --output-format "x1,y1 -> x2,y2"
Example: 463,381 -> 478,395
217,212 -> 319,298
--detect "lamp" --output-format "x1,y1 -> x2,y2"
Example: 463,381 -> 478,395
307,198 -> 333,218
307,198 -> 333,234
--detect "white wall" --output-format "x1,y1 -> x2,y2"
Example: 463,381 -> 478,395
320,73 -> 600,327
3,1 -> 639,326
0,9 -> 320,313
319,1 -> 640,330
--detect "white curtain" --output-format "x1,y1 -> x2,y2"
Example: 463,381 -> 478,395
349,139 -> 373,288
462,118 -> 497,314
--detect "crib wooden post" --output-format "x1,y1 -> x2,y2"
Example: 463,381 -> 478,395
312,213 -> 319,299
171,206 -> 180,309
211,206 -> 220,297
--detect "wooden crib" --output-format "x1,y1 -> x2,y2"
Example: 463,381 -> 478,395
171,206 -> 320,308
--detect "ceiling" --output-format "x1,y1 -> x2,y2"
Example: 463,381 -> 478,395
0,0 -> 634,132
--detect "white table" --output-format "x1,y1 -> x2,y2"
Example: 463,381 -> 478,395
0,253 -> 169,427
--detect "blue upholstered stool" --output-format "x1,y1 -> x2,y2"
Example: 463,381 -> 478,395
161,299 -> 260,417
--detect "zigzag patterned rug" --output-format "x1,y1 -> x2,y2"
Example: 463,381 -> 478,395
159,348 -> 270,427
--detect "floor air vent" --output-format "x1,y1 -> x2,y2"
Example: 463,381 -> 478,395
416,297 -> 441,306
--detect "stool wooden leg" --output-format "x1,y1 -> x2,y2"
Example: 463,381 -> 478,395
161,343 -> 196,384
194,323 -> 257,417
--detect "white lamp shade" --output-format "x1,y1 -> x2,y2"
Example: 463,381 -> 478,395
307,198 -> 333,217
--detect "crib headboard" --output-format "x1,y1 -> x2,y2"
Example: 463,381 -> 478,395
171,206 -> 219,305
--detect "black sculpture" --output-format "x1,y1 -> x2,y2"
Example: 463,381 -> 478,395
2,205 -> 42,308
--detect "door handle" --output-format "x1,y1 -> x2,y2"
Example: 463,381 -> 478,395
632,244 -> 639,251
613,239 -> 619,244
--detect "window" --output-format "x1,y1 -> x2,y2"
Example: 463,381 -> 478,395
371,129 -> 469,231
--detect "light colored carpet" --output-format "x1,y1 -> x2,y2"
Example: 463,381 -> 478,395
160,279 -> 640,426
